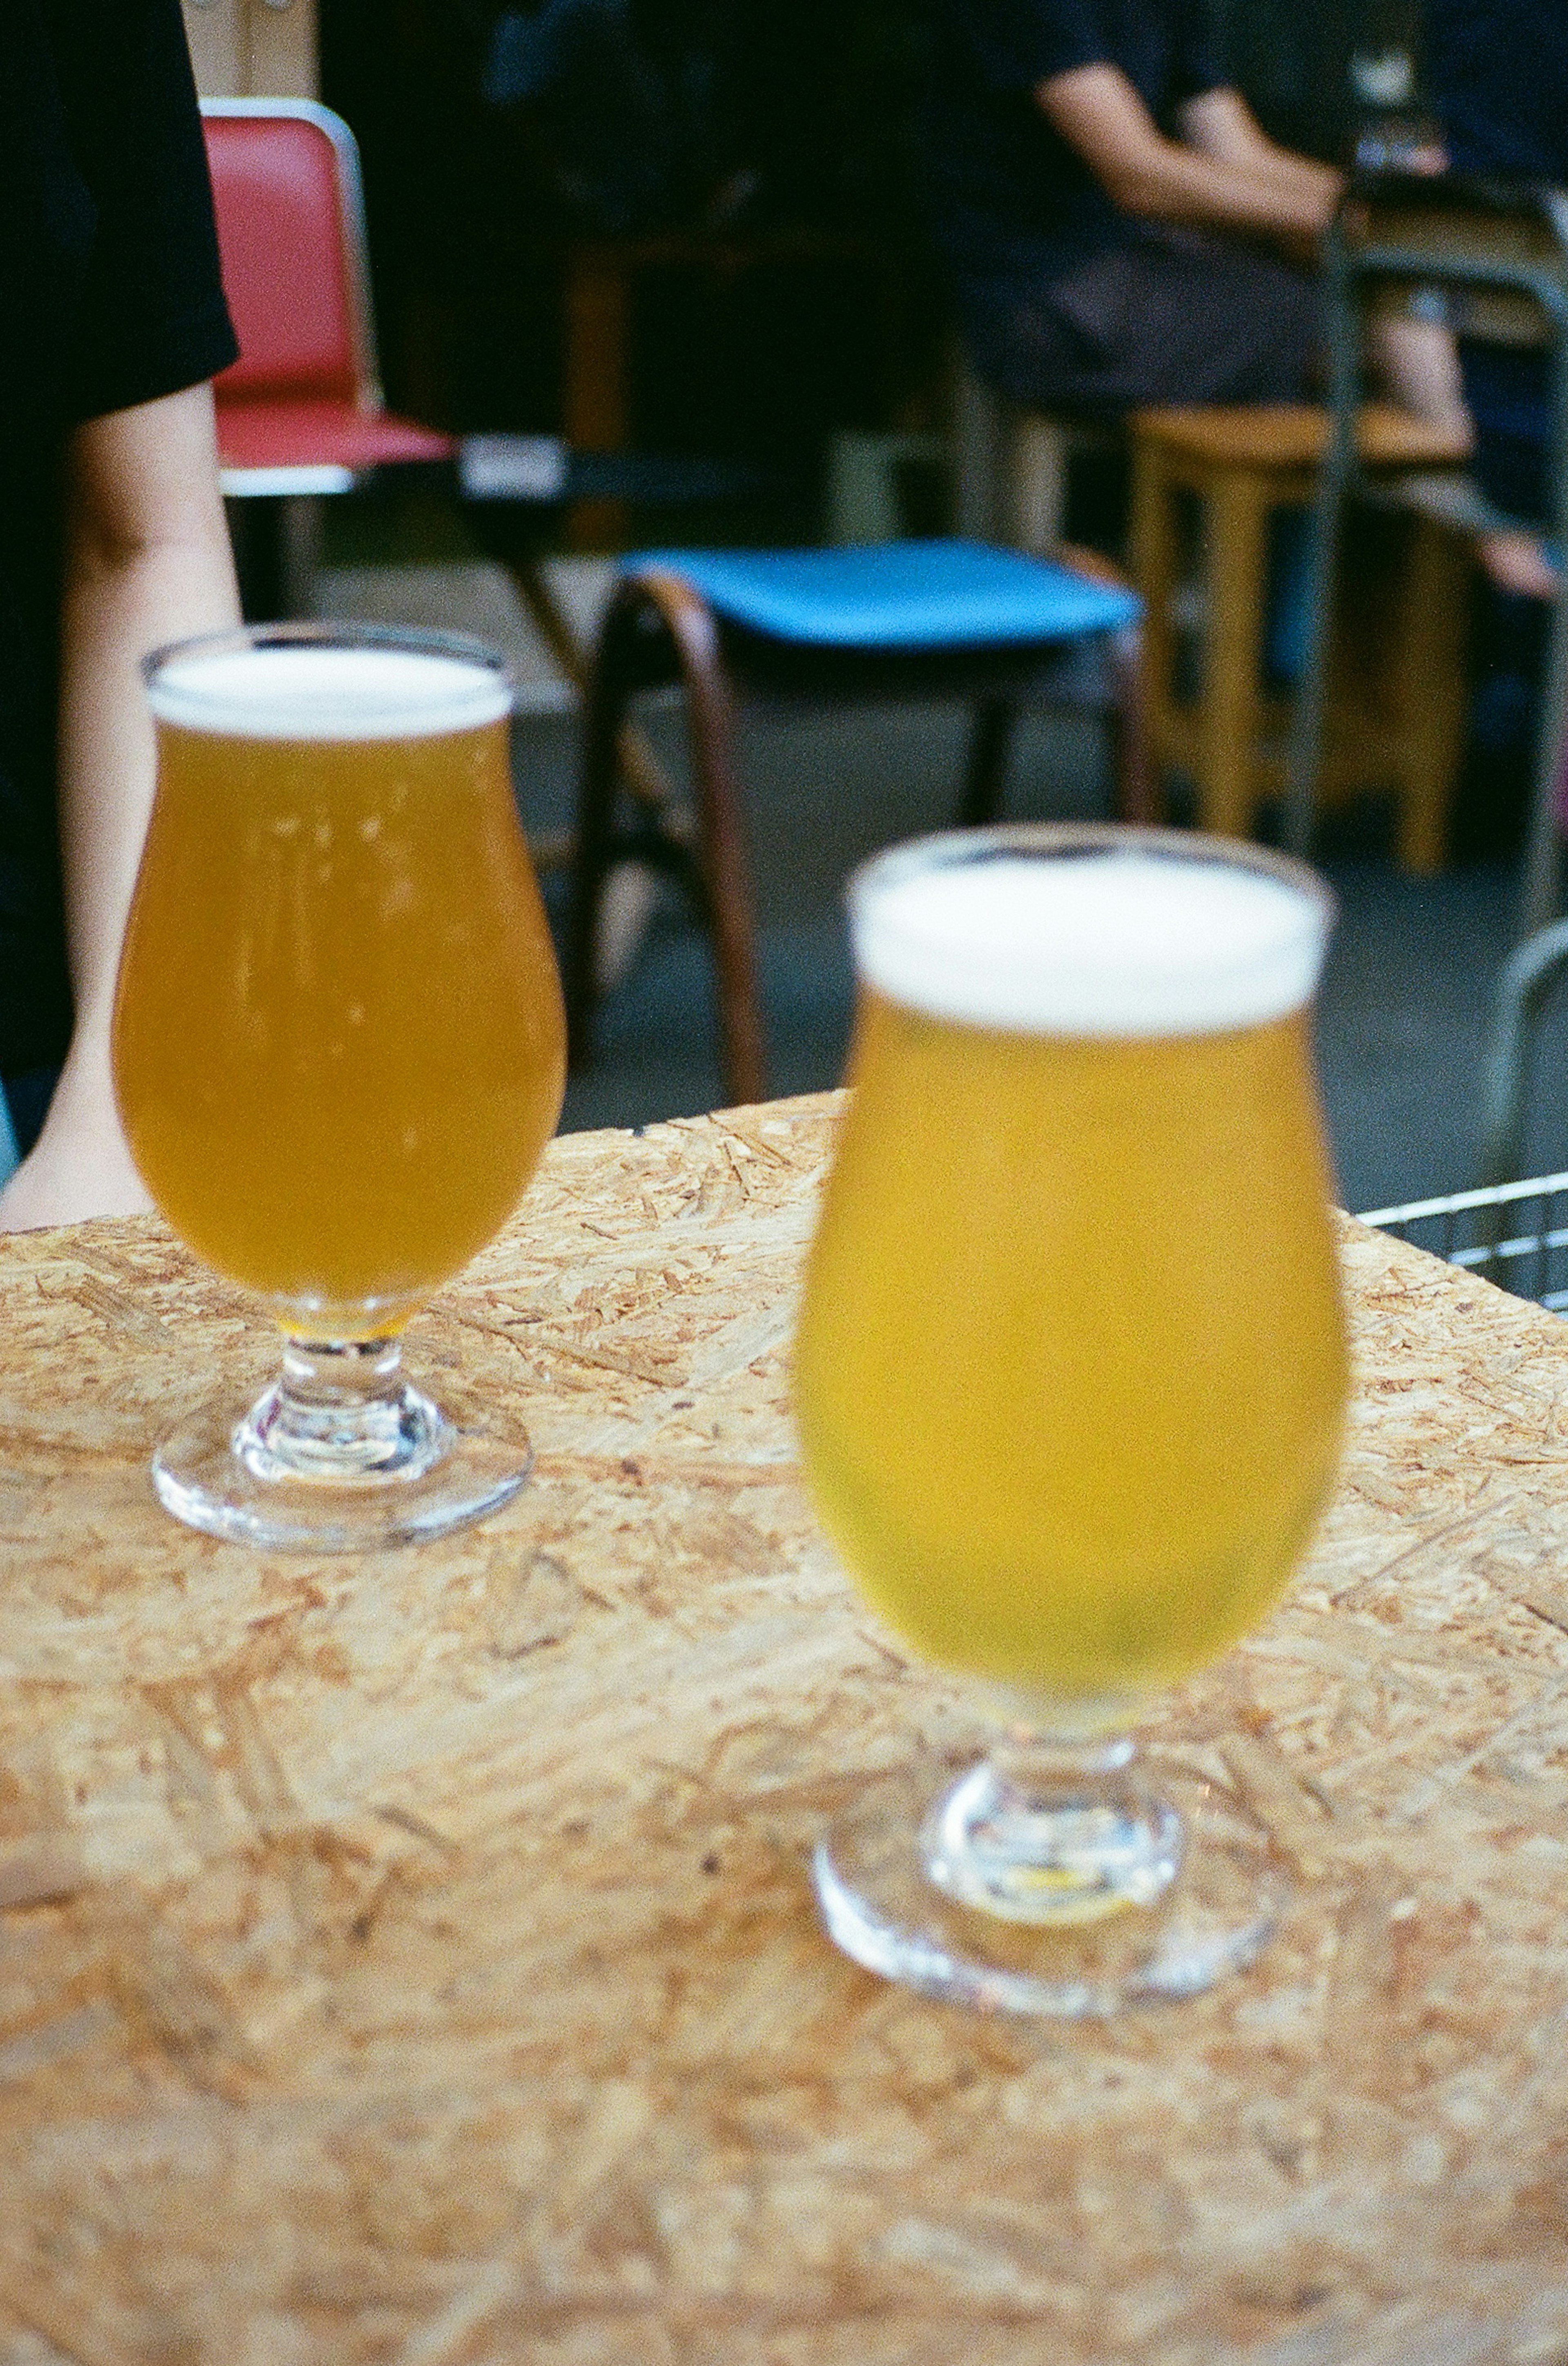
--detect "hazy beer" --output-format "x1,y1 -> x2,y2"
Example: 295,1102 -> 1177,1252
794,839 -> 1348,1715
114,643 -> 566,1340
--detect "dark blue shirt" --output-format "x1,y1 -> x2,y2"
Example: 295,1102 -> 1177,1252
1424,0 -> 1568,183
1423,1 -> 1568,522
926,0 -> 1224,274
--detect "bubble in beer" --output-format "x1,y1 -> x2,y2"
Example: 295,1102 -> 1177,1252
852,847 -> 1328,1037
146,644 -> 511,740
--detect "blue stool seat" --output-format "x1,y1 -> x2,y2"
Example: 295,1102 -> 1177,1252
623,539 -> 1140,650
573,537 -> 1151,1108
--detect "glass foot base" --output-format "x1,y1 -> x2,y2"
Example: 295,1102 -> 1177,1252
813,1761 -> 1287,2018
153,1384 -> 531,1551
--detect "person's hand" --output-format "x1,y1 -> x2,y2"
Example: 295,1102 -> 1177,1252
1481,530 -> 1561,603
0,1048 -> 152,1232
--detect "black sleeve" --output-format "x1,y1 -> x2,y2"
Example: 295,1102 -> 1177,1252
53,0 -> 238,423
945,0 -> 1116,94
1171,0 -> 1226,100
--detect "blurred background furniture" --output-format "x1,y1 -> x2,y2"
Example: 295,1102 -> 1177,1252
1359,1166 -> 1568,1311
171,0 -> 1568,1202
1286,178 -> 1568,932
1476,914 -> 1568,1190
949,346 -> 1119,555
569,540 -> 1145,1103
561,231 -> 900,549
203,98 -> 455,616
1132,401 -> 1472,865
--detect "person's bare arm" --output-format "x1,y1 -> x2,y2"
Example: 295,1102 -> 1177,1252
1177,85 -> 1341,212
1038,63 -> 1340,242
1180,83 -> 1468,431
0,381 -> 239,1232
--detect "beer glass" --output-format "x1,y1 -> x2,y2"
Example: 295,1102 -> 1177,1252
114,624 -> 566,1550
794,825 -> 1347,2014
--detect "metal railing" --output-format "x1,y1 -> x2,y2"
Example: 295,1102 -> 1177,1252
1358,1171 -> 1568,1310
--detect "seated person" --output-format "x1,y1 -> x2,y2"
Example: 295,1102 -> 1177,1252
1424,0 -> 1568,598
927,0 -> 1467,428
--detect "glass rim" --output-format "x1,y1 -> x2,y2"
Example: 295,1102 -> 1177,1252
846,821 -> 1336,935
844,822 -> 1336,1039
140,620 -> 515,738
140,617 -> 514,695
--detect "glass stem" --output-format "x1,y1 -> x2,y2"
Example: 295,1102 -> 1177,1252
234,1335 -> 451,1487
922,1727 -> 1182,1926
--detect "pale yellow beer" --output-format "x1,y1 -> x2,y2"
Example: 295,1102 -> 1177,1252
114,644 -> 565,1340
794,841 -> 1348,1712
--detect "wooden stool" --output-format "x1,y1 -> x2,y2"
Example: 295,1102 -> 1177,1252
1130,404 -> 1472,870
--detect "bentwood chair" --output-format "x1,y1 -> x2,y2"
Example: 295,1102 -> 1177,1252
1286,176 -> 1568,935
568,538 -> 1147,1105
201,100 -> 455,615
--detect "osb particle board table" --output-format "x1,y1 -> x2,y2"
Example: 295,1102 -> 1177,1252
7,1090 -> 1568,2366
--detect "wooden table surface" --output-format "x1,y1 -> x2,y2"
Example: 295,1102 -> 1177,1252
7,1090 -> 1568,2365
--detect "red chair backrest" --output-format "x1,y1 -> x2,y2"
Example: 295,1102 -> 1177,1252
203,108 -> 366,406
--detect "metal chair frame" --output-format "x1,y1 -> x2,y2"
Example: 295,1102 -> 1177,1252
1475,915 -> 1568,1188
1359,1169 -> 1568,1312
1286,176 -> 1568,937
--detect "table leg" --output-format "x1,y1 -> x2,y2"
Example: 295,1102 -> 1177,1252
564,246 -> 630,550
1129,439 -> 1178,794
1392,516 -> 1469,875
1199,471 -> 1269,841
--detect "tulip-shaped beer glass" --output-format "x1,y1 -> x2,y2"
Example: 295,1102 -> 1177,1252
114,624 -> 566,1550
794,826 -> 1347,2014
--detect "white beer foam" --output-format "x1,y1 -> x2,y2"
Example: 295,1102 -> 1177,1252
147,645 -> 510,739
853,849 -> 1327,1037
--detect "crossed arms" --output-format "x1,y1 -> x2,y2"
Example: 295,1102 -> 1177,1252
1039,65 -> 1341,244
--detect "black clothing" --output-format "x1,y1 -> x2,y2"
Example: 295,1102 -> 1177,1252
1425,2 -> 1568,526
0,0 -> 236,1073
1423,0 -> 1568,187
927,0 -> 1317,413
1456,346 -> 1553,526
959,219 -> 1320,413
927,0 -> 1223,275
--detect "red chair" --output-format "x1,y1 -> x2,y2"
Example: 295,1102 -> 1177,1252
201,99 -> 454,607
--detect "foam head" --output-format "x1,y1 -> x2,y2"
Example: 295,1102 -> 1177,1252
145,643 -> 512,740
851,843 -> 1330,1037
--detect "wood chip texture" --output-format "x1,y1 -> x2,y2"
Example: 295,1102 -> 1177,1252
4,1092 -> 1568,2364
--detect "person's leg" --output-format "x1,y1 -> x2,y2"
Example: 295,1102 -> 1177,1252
953,271 -> 1106,416
1371,314 -> 1472,440
956,227 -> 1322,416
1076,227 -> 1325,408
1459,344 -> 1558,599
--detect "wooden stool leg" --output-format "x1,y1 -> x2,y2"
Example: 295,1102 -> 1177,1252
633,571 -> 767,1108
1391,517 -> 1469,875
958,700 -> 1016,827
1129,439 -> 1178,802
1198,473 -> 1270,840
564,244 -> 630,551
1107,624 -> 1158,825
